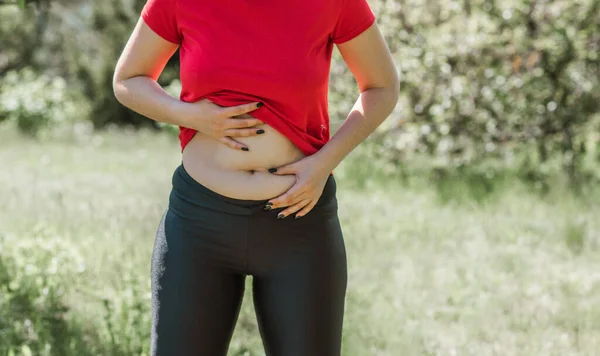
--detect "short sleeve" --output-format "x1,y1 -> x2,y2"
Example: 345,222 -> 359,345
331,0 -> 376,44
141,0 -> 181,44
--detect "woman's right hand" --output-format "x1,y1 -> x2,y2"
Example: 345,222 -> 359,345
182,98 -> 265,151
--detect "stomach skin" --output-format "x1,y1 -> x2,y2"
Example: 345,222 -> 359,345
181,115 -> 306,200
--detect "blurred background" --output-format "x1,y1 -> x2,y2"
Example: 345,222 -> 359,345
1,0 -> 600,355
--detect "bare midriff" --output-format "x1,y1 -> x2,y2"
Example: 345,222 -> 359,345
181,115 -> 306,200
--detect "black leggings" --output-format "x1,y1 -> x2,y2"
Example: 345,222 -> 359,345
150,163 -> 347,356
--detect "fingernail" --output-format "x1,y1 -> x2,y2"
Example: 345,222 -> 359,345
294,215 -> 302,219
268,168 -> 277,173
257,102 -> 264,107
265,201 -> 273,206
241,147 -> 249,151
277,213 -> 285,219
264,205 -> 272,211
256,129 -> 265,134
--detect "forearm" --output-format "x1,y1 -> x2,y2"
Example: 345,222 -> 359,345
316,86 -> 399,170
113,76 -> 191,127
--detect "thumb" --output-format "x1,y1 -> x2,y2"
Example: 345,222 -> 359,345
269,162 -> 297,175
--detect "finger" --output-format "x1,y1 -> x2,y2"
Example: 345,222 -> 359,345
294,200 -> 318,219
230,113 -> 254,119
268,162 -> 297,175
224,117 -> 265,130
220,101 -> 262,118
276,199 -> 311,220
268,188 -> 306,209
219,136 -> 249,151
224,127 -> 266,137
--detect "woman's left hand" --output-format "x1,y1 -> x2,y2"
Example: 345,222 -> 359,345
265,153 -> 333,219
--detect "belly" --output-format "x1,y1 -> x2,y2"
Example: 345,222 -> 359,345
181,120 -> 306,200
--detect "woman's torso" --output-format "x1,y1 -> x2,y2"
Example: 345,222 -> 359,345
170,0 -> 350,198
182,113 -> 305,200
141,0 -> 375,199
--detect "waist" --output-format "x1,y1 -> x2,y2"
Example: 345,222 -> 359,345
171,162 -> 337,216
181,122 -> 308,200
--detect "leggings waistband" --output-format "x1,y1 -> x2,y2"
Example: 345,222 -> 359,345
170,162 -> 337,214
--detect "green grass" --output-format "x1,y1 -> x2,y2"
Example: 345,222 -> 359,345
1,125 -> 600,355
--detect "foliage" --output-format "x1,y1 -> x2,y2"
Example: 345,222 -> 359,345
0,68 -> 89,136
0,227 -> 89,355
1,0 -> 600,183
69,0 -> 162,129
0,2 -> 49,76
368,0 -> 600,185
0,224 -> 153,356
100,273 -> 152,356
0,0 -> 177,131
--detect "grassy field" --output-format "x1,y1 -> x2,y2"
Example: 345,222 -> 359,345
1,125 -> 600,356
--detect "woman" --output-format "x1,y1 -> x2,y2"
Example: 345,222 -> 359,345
113,0 -> 399,354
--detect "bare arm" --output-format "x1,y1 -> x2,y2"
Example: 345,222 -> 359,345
112,17 -> 191,127
258,22 -> 399,217
113,18 -> 265,150
316,23 -> 400,169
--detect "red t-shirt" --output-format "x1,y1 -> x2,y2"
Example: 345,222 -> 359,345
141,0 -> 376,156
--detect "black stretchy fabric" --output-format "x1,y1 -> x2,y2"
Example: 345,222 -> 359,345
150,162 -> 347,356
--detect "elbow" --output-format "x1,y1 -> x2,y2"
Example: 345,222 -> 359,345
112,71 -> 122,101
385,69 -> 400,112
112,85 -> 122,105
364,69 -> 400,106
112,72 -> 127,106
381,71 -> 400,109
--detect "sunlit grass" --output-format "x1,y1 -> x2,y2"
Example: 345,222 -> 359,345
1,125 -> 600,355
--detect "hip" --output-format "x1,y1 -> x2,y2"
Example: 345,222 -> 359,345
168,162 -> 337,218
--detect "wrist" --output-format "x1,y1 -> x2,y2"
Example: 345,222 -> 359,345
169,100 -> 196,128
313,145 -> 342,173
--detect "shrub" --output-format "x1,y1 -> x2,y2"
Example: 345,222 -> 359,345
0,228 -> 89,355
330,0 -> 600,185
0,68 -> 89,137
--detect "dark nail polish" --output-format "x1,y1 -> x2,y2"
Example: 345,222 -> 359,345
294,215 -> 301,219
241,147 -> 249,151
257,102 -> 264,107
265,201 -> 273,206
264,205 -> 272,211
277,213 -> 285,219
256,129 -> 265,134
268,168 -> 277,173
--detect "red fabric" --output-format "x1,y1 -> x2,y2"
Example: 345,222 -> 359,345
141,0 -> 376,156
